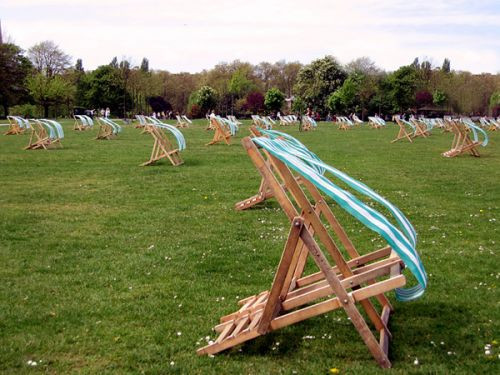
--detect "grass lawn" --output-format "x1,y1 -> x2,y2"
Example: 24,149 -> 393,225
0,119 -> 499,374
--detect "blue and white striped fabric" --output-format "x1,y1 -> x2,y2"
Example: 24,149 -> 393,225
146,116 -> 186,151
42,119 -> 64,139
461,118 -> 488,147
253,129 -> 427,301
220,116 -> 238,135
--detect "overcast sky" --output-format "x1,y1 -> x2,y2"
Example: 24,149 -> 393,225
1,0 -> 499,74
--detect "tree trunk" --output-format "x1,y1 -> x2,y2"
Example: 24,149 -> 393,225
44,104 -> 49,118
3,105 -> 8,117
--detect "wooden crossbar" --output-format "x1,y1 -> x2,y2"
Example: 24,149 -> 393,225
392,118 -> 413,143
198,136 -> 408,368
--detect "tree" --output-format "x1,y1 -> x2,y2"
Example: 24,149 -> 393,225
441,58 -> 451,73
326,73 -> 363,114
415,90 -> 433,107
0,43 -> 33,116
110,57 -> 118,68
346,57 -> 381,76
27,73 -> 74,117
433,90 -> 447,106
85,65 -> 131,114
264,87 -> 285,112
147,96 -> 171,113
28,41 -> 71,78
387,66 -> 418,112
75,58 -> 84,72
490,91 -> 500,116
245,91 -> 265,113
291,96 -> 306,113
192,85 -> 218,113
140,58 -> 149,73
293,56 -> 346,113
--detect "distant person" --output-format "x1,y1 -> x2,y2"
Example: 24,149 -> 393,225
100,108 -> 105,117
105,107 -> 110,118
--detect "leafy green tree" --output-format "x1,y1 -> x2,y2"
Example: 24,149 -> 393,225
433,90 -> 447,106
27,73 -> 74,117
0,43 -> 33,116
293,55 -> 346,113
441,58 -> 451,73
85,65 -> 131,114
490,91 -> 500,115
387,66 -> 418,112
264,87 -> 285,112
291,96 -> 306,113
192,85 -> 218,113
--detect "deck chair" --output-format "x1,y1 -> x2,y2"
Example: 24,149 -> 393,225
392,116 -> 414,143
442,118 -> 488,158
96,117 -> 122,140
409,118 -> 429,138
182,115 -> 193,126
25,119 -> 64,150
301,116 -> 317,131
206,116 -> 238,146
337,116 -> 353,130
141,118 -> 185,166
487,118 -> 499,131
73,115 -> 92,131
198,129 -> 427,368
135,115 -> 147,128
352,114 -> 363,125
368,116 -> 385,129
228,115 -> 242,126
176,115 -> 189,128
5,116 -> 30,135
278,114 -> 291,126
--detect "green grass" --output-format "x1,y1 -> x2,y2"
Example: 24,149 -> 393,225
0,119 -> 499,374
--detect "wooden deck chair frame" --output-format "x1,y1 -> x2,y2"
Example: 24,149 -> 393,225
442,119 -> 481,158
25,119 -> 62,150
96,117 -> 117,140
141,124 -> 183,166
73,115 -> 89,131
206,117 -> 231,146
135,115 -> 146,129
199,136 -> 416,368
176,115 -> 189,128
392,118 -> 413,143
410,119 -> 429,138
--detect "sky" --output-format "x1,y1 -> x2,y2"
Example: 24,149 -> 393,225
1,0 -> 499,74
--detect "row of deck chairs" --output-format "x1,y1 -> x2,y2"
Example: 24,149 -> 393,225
25,119 -> 64,150
5,116 -> 31,135
301,115 -> 317,131
199,127 -> 427,368
278,114 -> 299,126
368,116 -> 386,129
73,115 -> 94,131
479,117 -> 500,131
251,115 -> 274,130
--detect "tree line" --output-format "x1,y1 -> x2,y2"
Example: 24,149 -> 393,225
0,40 -> 499,119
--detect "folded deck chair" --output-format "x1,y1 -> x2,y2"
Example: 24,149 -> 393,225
176,115 -> 189,128
141,118 -> 185,166
392,116 -> 414,143
5,116 -> 30,135
96,117 -> 122,140
442,118 -> 488,158
25,119 -> 64,150
198,129 -> 427,368
206,116 -> 238,146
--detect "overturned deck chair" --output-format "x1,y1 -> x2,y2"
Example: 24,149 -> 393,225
442,118 -> 488,158
5,116 -> 30,135
176,115 -> 189,128
73,115 -> 93,131
198,129 -> 427,368
392,116 -> 414,143
96,117 -> 122,140
141,118 -> 185,166
206,116 -> 238,146
25,119 -> 64,150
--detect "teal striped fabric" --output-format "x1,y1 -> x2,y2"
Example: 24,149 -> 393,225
146,116 -> 186,151
253,129 -> 427,301
461,118 -> 488,146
